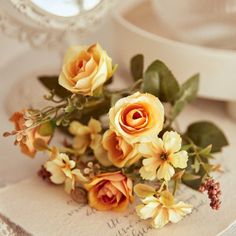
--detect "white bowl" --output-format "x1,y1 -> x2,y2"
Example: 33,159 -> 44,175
111,0 -> 236,102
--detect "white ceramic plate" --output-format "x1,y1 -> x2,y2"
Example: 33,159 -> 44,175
112,0 -> 236,102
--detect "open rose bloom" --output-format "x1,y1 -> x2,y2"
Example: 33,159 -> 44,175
109,92 -> 164,143
59,43 -> 116,96
85,172 -> 133,212
102,129 -> 141,167
10,111 -> 52,158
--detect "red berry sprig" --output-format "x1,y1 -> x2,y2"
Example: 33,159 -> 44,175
199,178 -> 221,210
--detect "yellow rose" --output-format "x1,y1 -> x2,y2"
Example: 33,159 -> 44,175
109,92 -> 164,144
102,129 -> 141,167
59,43 -> 116,96
10,111 -> 52,158
85,172 -> 133,212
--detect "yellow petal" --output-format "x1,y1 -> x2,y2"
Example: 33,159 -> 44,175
45,162 -> 65,184
52,157 -> 64,167
73,135 -> 90,154
136,202 -> 159,220
170,150 -> 188,169
85,172 -> 125,190
88,118 -> 102,133
139,166 -> 157,181
172,201 -> 192,216
169,201 -> 192,223
92,136 -> 112,167
163,131 -> 182,153
110,181 -> 127,197
63,45 -> 88,64
142,196 -> 158,204
59,70 -> 80,93
138,142 -> 155,157
159,191 -> 175,206
134,184 -> 156,198
72,169 -> 89,182
60,153 -> 70,163
91,59 -> 108,92
143,157 -> 161,169
152,207 -> 169,229
157,162 -> 175,181
63,168 -> 72,179
69,160 -> 76,169
69,121 -> 90,136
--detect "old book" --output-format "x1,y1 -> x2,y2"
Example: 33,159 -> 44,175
0,160 -> 235,236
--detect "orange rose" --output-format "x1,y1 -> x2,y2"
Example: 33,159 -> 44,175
85,172 -> 133,212
10,111 -> 52,158
102,129 -> 141,167
59,43 -> 116,96
109,92 -> 164,144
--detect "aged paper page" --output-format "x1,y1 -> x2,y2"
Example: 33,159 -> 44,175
0,156 -> 235,236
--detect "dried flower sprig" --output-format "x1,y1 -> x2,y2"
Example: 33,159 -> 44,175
3,43 -> 228,229
199,178 -> 221,210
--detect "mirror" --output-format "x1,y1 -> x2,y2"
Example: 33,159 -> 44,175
31,0 -> 102,17
0,0 -> 116,47
9,0 -> 115,30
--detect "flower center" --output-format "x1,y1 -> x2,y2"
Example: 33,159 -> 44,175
132,111 -> 142,119
120,104 -> 148,132
160,152 -> 168,161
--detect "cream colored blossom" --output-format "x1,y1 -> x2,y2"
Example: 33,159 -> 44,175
69,118 -> 102,154
59,43 -> 116,96
69,118 -> 111,166
109,92 -> 164,144
136,191 -> 192,229
44,148 -> 88,193
139,131 -> 188,181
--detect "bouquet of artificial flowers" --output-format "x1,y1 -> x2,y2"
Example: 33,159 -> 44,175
4,43 -> 228,229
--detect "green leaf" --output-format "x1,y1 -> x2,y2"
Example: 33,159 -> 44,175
142,70 -> 160,97
186,121 -> 228,153
172,74 -> 199,119
182,166 -> 205,190
38,75 -> 71,98
199,145 -> 212,156
191,158 -> 200,173
143,60 -> 179,102
79,98 -> 111,124
130,54 -> 144,81
182,172 -> 201,181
